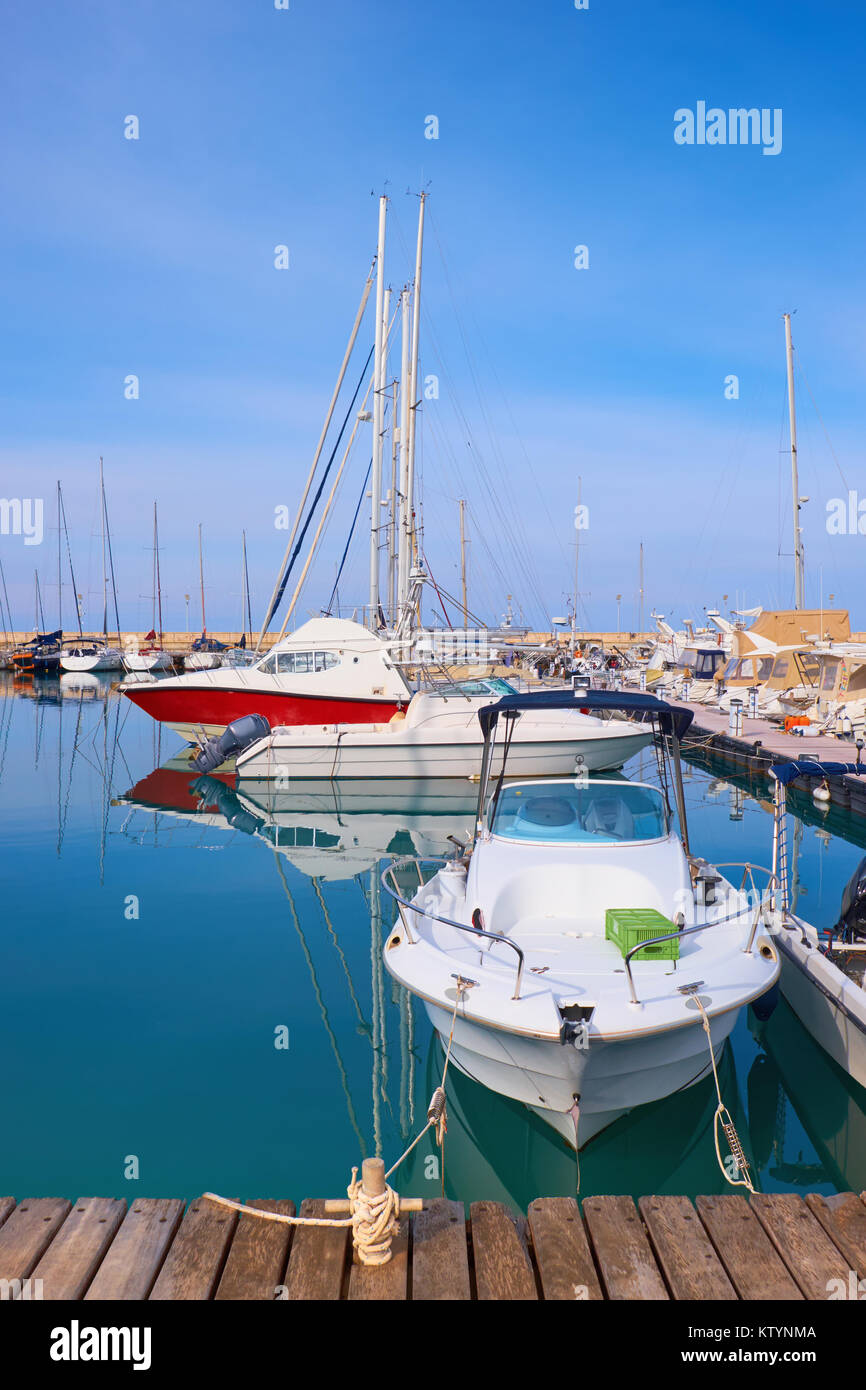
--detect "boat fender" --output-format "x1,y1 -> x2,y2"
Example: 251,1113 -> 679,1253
192,713 -> 271,774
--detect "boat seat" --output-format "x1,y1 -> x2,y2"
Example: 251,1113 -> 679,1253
582,796 -> 635,839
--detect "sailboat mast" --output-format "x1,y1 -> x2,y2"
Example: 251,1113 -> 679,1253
406,191 -> 426,598
572,475 -> 581,655
56,480 -> 62,633
369,195 -> 388,627
154,503 -> 164,644
101,463 -> 122,646
459,499 -> 468,625
397,287 -> 411,616
242,530 -> 251,646
59,484 -> 83,637
100,457 -> 107,639
198,522 -> 206,634
639,541 -> 645,635
784,312 -> 805,609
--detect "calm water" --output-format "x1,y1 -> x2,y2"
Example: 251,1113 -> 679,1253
2,672 -> 865,1209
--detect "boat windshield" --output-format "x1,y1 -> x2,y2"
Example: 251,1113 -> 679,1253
490,781 -> 669,844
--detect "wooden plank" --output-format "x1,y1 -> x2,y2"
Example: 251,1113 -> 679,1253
85,1199 -> 185,1301
347,1214 -> 409,1301
411,1198 -> 470,1301
215,1199 -> 296,1301
0,1198 -> 15,1232
805,1192 -> 866,1281
750,1194 -> 850,1300
639,1196 -> 736,1301
527,1197 -> 602,1300
281,1199 -> 349,1301
149,1196 -> 238,1301
470,1201 -> 537,1300
696,1195 -> 803,1301
32,1198 -> 126,1300
0,1199 -> 72,1283
583,1195 -> 668,1300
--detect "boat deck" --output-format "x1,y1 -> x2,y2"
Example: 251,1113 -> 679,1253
3,1189 -> 865,1300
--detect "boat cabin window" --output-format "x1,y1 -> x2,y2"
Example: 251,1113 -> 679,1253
722,658 -> 741,679
756,656 -> 775,679
771,657 -> 789,680
795,653 -> 821,685
259,650 -> 341,674
490,782 -> 669,845
821,658 -> 841,692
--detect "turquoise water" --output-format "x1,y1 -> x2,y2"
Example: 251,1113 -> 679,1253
1,673 -> 865,1209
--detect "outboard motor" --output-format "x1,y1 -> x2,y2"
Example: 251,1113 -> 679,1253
836,854 -> 866,942
192,713 -> 270,775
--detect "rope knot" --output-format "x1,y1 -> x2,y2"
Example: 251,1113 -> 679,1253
347,1167 -> 401,1266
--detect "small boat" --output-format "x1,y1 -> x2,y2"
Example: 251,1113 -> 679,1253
770,759 -> 866,1090
124,633 -> 173,674
234,683 -> 653,781
120,616 -> 413,739
60,642 -> 123,673
382,688 -> 780,1149
61,461 -> 124,673
12,628 -> 63,676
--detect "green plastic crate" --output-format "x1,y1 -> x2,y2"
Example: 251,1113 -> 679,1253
605,908 -> 680,961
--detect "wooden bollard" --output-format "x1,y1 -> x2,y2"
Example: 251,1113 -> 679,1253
323,1158 -> 423,1214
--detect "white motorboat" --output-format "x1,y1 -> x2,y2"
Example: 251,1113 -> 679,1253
382,689 -> 780,1149
234,683 -> 653,781
769,759 -> 866,1090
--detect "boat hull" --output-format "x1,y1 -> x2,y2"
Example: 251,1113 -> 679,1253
425,1000 -> 734,1148
238,729 -> 651,780
777,922 -> 866,1090
121,681 -> 403,740
124,650 -> 173,673
60,651 -> 123,673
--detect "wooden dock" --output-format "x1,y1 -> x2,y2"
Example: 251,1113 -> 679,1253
2,1190 -> 865,1300
676,700 -> 866,817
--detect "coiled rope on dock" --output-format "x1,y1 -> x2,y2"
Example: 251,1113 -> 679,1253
203,982 -> 468,1266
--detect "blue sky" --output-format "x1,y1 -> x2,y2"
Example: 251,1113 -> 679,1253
1,0 -> 864,634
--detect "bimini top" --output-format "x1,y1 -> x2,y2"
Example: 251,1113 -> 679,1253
477,688 -> 694,739
771,759 -> 866,786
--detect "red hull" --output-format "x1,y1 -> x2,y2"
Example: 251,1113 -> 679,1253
122,682 -> 401,734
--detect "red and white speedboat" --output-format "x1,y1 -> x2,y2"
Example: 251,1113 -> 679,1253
119,617 -> 412,740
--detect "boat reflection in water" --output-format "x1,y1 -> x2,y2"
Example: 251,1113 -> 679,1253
749,996 -> 866,1195
117,760 -> 479,878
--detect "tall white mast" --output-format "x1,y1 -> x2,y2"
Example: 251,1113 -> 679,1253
784,312 -> 805,609
397,287 -> 411,614
369,195 -> 388,627
406,192 -> 426,566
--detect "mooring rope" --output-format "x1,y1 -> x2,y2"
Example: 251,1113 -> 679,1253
691,994 -> 756,1194
203,984 -> 468,1265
